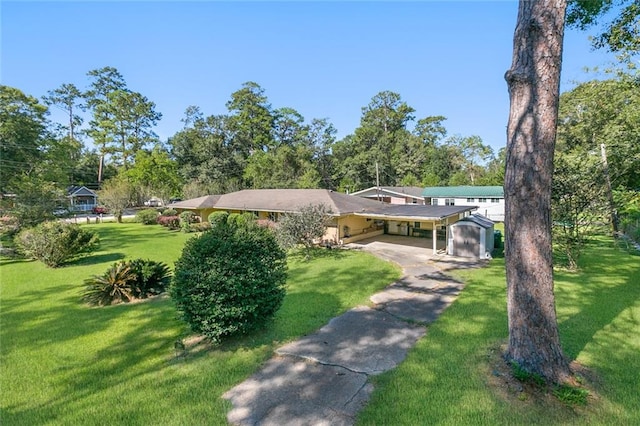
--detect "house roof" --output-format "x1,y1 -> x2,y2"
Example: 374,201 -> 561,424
422,186 -> 504,198
67,185 -> 97,197
169,195 -> 221,209
214,189 -> 387,216
171,189 -> 478,222
350,186 -> 425,199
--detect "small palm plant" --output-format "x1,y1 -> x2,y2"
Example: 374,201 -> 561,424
83,259 -> 172,306
83,261 -> 137,306
128,259 -> 172,298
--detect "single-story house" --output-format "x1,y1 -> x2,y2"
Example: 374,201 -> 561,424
67,186 -> 98,212
350,186 -> 426,205
170,189 -> 479,254
422,186 -> 504,222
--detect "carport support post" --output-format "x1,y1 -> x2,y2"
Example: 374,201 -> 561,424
432,224 -> 437,254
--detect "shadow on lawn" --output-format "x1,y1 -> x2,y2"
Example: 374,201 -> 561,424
67,251 -> 126,267
1,297 -> 189,425
557,238 -> 640,360
1,290 -> 344,424
1,248 -> 376,424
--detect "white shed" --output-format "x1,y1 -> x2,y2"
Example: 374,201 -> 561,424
448,214 -> 495,258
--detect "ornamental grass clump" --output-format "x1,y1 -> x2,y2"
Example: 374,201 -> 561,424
170,214 -> 287,343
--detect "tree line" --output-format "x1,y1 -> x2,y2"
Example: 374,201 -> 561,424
1,69 -> 504,207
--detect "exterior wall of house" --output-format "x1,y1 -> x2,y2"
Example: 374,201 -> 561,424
198,208 -> 217,222
428,197 -> 504,221
388,196 -> 425,205
338,215 -> 380,240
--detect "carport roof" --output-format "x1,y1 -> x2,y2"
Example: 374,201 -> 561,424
357,204 -> 477,221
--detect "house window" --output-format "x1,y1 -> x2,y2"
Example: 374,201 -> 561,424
491,198 -> 500,203
479,198 -> 487,203
412,199 -> 417,204
414,222 -> 421,229
467,198 -> 475,202
445,198 -> 455,206
431,199 -> 439,206
268,212 -> 278,222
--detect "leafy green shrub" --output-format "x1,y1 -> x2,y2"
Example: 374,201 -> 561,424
207,211 -> 229,227
83,261 -> 136,306
83,259 -> 172,306
15,221 -> 99,267
179,211 -> 199,233
191,221 -> 212,232
135,208 -> 160,225
158,215 -> 180,229
162,208 -> 178,216
171,217 -> 287,342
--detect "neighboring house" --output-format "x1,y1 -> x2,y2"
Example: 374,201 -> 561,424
67,186 -> 98,212
170,189 -> 478,254
350,186 -> 426,205
422,186 -> 504,222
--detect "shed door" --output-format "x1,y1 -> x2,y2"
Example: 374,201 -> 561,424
454,225 -> 480,258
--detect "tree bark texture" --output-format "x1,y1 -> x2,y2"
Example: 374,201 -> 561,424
504,0 -> 571,383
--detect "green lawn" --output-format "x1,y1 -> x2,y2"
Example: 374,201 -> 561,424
0,223 -> 400,425
358,236 -> 640,425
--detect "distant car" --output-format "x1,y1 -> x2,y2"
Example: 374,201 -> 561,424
53,208 -> 70,216
144,198 -> 163,207
92,206 -> 108,214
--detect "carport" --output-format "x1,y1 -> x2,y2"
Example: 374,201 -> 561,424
354,204 -> 477,255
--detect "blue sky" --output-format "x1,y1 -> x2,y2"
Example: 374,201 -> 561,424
1,1 -> 618,152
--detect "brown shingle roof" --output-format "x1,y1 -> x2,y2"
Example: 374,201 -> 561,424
169,195 -> 221,209
169,189 -> 478,221
215,189 -> 386,216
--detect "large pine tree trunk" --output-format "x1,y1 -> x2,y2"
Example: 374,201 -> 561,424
504,0 -> 571,383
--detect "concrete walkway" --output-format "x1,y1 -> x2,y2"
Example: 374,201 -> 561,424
223,235 -> 482,425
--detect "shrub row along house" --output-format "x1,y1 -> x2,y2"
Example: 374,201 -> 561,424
170,188 -> 495,257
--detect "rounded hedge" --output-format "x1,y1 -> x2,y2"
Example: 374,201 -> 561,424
170,219 -> 287,342
135,208 -> 160,225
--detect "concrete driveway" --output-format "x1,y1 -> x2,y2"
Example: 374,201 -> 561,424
224,234 -> 483,425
